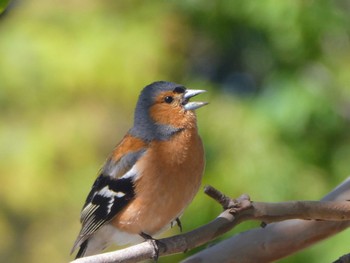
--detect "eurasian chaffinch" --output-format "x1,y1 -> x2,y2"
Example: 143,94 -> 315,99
71,81 -> 207,258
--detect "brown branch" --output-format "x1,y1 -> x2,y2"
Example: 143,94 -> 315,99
184,178 -> 350,263
71,178 -> 350,263
204,185 -> 350,223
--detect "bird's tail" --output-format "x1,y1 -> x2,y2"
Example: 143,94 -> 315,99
75,240 -> 89,259
71,234 -> 108,259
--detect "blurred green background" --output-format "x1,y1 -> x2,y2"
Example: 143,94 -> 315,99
1,0 -> 350,262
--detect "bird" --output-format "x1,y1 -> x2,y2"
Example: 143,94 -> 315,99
71,81 -> 208,258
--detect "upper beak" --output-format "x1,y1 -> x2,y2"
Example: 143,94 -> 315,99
183,89 -> 208,111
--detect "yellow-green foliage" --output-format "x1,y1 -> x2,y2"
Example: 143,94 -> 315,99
0,0 -> 11,14
1,1 -> 350,262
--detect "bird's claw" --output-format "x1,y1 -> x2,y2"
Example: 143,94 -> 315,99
140,232 -> 166,262
171,217 -> 183,232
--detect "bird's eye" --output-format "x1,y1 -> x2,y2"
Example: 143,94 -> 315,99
164,96 -> 174,104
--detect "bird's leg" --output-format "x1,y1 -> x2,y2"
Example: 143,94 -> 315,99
140,232 -> 166,261
170,217 -> 183,232
176,217 -> 182,232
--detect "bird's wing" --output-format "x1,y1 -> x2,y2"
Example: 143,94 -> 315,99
71,135 -> 147,254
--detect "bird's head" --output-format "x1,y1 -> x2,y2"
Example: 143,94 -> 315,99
130,81 -> 207,141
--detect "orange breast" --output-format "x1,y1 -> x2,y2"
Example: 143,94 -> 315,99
113,127 -> 205,235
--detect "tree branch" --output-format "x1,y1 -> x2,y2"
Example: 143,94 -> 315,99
71,177 -> 350,263
204,185 -> 350,222
184,178 -> 350,263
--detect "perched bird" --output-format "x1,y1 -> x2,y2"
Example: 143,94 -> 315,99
71,81 -> 207,258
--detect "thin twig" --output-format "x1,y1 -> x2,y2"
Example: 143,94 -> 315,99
204,185 -> 251,212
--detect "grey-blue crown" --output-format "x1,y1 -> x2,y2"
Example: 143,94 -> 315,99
139,81 -> 183,103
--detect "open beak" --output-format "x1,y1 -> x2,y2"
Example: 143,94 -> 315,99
183,89 -> 208,111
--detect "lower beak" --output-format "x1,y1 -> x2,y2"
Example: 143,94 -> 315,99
183,89 -> 208,111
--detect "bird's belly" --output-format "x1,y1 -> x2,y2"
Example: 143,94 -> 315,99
114,132 -> 205,236
115,168 -> 202,235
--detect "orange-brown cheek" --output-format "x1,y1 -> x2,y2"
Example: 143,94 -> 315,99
149,103 -> 185,128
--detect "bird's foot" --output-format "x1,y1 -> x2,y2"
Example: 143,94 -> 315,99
176,217 -> 182,232
171,217 -> 183,232
140,232 -> 166,262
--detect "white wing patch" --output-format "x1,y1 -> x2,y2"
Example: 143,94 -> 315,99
115,192 -> 126,198
99,186 -> 114,197
121,164 -> 140,180
96,186 -> 128,214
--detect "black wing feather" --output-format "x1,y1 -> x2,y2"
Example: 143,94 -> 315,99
71,148 -> 146,256
76,240 -> 88,259
82,176 -> 135,223
72,175 -> 135,253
